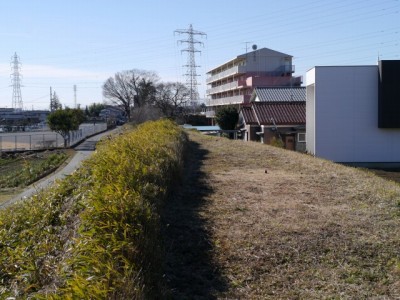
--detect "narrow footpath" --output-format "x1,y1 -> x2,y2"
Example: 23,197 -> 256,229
0,129 -> 117,209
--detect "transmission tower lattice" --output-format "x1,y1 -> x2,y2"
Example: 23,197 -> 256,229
10,52 -> 23,110
174,24 -> 206,103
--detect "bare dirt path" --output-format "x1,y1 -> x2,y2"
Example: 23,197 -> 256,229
163,131 -> 400,299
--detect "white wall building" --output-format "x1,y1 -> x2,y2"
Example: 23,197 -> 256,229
306,62 -> 400,164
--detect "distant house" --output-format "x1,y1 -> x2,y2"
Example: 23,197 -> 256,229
306,60 -> 400,165
99,105 -> 126,125
238,87 -> 306,151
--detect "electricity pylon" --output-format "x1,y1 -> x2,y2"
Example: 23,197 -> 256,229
174,24 -> 206,104
11,52 -> 23,110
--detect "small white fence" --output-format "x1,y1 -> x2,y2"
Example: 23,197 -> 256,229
0,123 -> 107,152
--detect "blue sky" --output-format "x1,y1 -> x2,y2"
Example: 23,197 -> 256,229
0,0 -> 398,110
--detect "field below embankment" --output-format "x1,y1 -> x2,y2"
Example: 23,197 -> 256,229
0,121 -> 399,299
0,150 -> 72,205
162,130 -> 400,299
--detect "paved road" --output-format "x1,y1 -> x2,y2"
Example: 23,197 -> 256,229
0,129 -> 118,209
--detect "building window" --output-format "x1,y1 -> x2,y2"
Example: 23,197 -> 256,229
298,133 -> 306,142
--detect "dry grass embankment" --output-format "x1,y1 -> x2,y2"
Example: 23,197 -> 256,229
1,124 -> 399,299
162,131 -> 400,299
0,120 -> 186,299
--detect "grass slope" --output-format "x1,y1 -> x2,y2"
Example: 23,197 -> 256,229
1,125 -> 399,299
0,120 -> 186,299
162,131 -> 400,299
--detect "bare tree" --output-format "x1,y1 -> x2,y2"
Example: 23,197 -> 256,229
130,105 -> 163,125
102,69 -> 159,121
50,91 -> 62,111
155,82 -> 190,119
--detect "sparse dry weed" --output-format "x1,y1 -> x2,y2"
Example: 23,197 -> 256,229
165,131 -> 400,299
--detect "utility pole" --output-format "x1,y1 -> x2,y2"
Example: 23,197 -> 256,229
74,85 -> 77,108
50,86 -> 53,111
174,24 -> 206,105
10,52 -> 23,110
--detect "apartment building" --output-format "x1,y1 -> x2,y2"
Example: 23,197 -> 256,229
205,47 -> 302,119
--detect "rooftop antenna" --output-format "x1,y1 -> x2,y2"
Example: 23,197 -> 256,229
243,41 -> 253,54
10,52 -> 23,110
174,24 -> 207,105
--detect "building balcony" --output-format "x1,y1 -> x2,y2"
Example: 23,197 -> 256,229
206,65 -> 247,84
207,95 -> 251,106
282,64 -> 295,74
206,80 -> 247,94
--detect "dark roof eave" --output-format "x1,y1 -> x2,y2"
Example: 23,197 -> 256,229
260,122 -> 306,126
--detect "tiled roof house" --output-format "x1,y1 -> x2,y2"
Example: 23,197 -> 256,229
250,86 -> 306,102
239,87 -> 306,151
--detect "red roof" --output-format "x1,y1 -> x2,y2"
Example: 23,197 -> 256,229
240,102 -> 305,126
241,106 -> 258,125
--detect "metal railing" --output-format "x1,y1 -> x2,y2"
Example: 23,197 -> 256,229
0,123 -> 107,152
206,65 -> 247,83
206,81 -> 242,95
207,95 -> 251,106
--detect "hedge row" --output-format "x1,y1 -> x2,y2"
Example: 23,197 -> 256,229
0,119 -> 187,299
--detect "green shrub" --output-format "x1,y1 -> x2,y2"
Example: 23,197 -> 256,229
215,106 -> 239,130
0,119 -> 186,299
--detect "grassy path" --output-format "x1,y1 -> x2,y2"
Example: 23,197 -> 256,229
163,131 -> 400,299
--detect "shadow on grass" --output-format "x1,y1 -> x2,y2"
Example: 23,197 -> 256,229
161,140 -> 228,299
